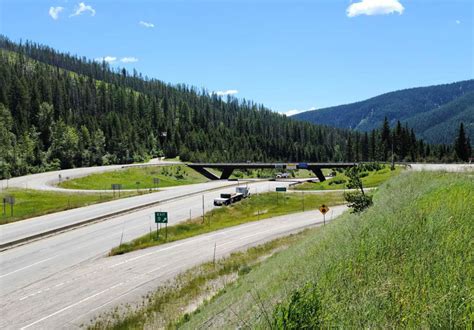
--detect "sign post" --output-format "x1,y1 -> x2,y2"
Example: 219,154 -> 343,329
111,184 -> 122,197
155,211 -> 168,240
276,187 -> 286,205
319,204 -> 330,225
153,178 -> 160,190
3,196 -> 15,217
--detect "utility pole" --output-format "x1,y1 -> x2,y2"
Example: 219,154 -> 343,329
391,141 -> 395,171
202,195 -> 205,223
302,192 -> 305,211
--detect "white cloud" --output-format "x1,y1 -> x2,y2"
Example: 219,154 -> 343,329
455,20 -> 461,24
213,90 -> 239,96
284,109 -> 305,117
120,57 -> 138,63
283,107 -> 317,117
49,6 -> 64,20
70,2 -> 96,17
139,21 -> 155,28
347,0 -> 404,17
95,56 -> 117,63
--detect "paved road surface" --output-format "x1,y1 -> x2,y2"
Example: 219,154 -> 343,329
409,163 -> 473,172
0,180 -> 241,247
0,206 -> 347,329
0,181 -> 300,295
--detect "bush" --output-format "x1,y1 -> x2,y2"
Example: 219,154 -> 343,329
272,283 -> 322,329
328,179 -> 346,185
344,191 -> 373,213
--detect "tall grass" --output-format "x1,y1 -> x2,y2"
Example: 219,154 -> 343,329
180,171 -> 474,328
0,189 -> 138,224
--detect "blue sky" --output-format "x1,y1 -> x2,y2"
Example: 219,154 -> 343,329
1,0 -> 472,115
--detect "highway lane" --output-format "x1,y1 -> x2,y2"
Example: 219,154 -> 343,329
0,180 -> 241,247
409,163 -> 473,172
0,181 -> 298,297
0,206 -> 347,329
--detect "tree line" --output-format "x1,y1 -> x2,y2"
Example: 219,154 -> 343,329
0,36 -> 467,179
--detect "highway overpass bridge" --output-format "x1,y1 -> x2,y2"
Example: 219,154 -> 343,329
187,162 -> 357,182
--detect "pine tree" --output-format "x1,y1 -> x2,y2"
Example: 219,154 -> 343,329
454,123 -> 471,161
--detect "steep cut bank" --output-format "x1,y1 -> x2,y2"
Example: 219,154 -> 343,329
179,171 -> 473,328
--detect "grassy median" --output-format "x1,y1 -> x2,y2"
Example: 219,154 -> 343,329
180,171 -> 473,328
109,191 -> 345,256
294,165 -> 402,190
0,189 -> 139,224
58,165 -> 207,190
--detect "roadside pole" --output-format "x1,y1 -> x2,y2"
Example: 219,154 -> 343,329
302,192 -> 305,211
202,195 -> 205,224
319,204 -> 329,226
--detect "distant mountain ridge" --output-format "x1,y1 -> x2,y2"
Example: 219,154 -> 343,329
293,80 -> 474,144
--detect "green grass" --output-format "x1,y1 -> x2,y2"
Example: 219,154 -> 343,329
58,165 -> 207,190
110,191 -> 345,255
229,169 -> 321,179
88,231 -> 312,329
294,165 -> 402,190
179,171 -> 474,328
0,189 -> 139,224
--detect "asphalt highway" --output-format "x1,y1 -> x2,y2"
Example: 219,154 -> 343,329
0,181 -> 302,297
0,180 -> 241,247
0,206 -> 347,329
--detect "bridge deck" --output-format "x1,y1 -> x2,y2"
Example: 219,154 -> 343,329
187,162 -> 357,181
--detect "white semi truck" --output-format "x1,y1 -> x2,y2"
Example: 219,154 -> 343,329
214,187 -> 250,206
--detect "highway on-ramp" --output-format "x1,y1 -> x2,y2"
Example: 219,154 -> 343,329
0,205 -> 347,329
0,159 -> 182,192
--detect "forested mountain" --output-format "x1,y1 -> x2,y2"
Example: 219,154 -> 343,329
0,36 -> 453,179
293,80 -> 474,144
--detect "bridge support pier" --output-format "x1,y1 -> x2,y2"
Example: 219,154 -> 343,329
187,165 -> 220,180
220,168 -> 234,180
310,167 -> 326,182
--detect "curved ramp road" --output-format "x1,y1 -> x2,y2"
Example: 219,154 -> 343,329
409,163 -> 473,172
0,159 -> 181,192
0,206 -> 347,329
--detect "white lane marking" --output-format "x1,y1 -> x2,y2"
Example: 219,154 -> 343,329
20,285 -> 114,329
0,257 -> 55,279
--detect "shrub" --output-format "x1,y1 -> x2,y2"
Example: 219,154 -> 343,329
272,283 -> 322,329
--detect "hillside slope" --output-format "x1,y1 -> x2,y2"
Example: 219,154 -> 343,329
180,171 -> 474,328
405,91 -> 474,144
293,80 -> 474,144
0,36 -> 352,178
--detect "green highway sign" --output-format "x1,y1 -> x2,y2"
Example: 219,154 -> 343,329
155,211 -> 168,223
276,187 -> 287,192
111,183 -> 122,190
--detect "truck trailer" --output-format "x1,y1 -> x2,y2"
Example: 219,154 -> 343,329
214,187 -> 250,206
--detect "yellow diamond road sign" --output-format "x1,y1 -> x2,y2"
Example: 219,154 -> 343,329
319,204 -> 329,215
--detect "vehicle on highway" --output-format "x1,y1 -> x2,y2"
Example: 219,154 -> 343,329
214,187 -> 250,206
276,172 -> 290,179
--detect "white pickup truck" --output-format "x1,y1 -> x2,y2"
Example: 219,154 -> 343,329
214,187 -> 250,206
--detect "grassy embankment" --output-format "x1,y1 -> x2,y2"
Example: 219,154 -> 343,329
109,191 -> 345,255
0,189 -> 138,224
58,165 -> 207,190
294,165 -> 402,190
229,168 -> 322,179
178,171 -> 473,328
88,230 -> 314,329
